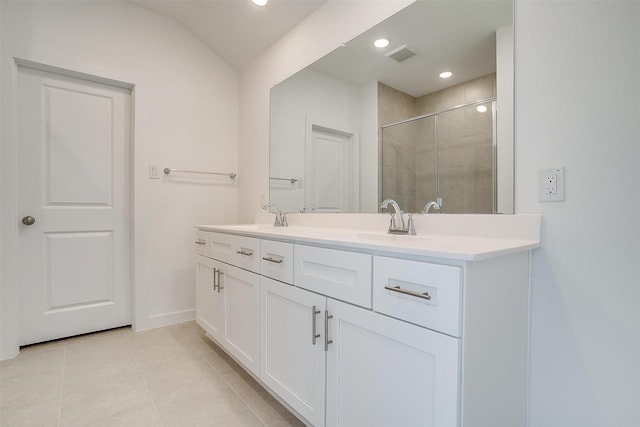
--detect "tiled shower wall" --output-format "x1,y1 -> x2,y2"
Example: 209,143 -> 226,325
379,74 -> 496,214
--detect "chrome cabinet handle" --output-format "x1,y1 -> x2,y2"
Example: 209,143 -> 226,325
195,240 -> 206,245
262,256 -> 283,264
22,216 -> 36,226
384,285 -> 432,300
213,268 -> 219,291
236,250 -> 253,256
324,310 -> 333,352
216,270 -> 224,293
312,306 -> 321,345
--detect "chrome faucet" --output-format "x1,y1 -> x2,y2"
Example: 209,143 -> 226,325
421,200 -> 441,214
380,199 -> 416,235
300,203 -> 316,213
262,203 -> 287,227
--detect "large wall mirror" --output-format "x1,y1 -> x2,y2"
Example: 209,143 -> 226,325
270,0 -> 513,214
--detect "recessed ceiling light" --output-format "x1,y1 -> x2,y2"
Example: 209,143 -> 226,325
374,38 -> 390,48
476,105 -> 488,113
252,0 -> 268,6
439,71 -> 453,79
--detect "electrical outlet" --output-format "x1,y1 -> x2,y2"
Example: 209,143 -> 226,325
544,173 -> 557,194
539,167 -> 565,202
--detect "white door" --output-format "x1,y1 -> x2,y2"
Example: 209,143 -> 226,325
260,277 -> 326,427
326,298 -> 460,427
16,64 -> 132,346
306,123 -> 358,213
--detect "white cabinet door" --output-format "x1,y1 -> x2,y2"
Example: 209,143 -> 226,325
326,298 -> 461,427
220,263 -> 260,376
260,277 -> 326,427
195,256 -> 224,343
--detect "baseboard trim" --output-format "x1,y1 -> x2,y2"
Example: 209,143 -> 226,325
136,309 -> 196,332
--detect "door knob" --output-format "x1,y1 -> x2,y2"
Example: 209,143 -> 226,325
22,216 -> 36,226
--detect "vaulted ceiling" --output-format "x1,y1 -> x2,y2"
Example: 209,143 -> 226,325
130,0 -> 326,70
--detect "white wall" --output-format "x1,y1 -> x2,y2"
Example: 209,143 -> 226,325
515,1 -> 640,426
0,1 -> 239,359
238,0 -> 414,223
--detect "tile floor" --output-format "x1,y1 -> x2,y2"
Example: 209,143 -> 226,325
0,322 -> 305,427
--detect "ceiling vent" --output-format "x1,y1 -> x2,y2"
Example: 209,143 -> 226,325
385,44 -> 417,62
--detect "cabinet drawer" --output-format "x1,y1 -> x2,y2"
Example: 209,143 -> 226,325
373,256 -> 462,337
233,236 -> 260,274
194,230 -> 209,256
294,245 -> 372,308
260,240 -> 294,284
206,232 -> 236,264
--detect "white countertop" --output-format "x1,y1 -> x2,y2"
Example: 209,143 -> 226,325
197,213 -> 541,261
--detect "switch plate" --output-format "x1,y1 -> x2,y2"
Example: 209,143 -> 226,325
149,164 -> 161,179
539,167 -> 564,201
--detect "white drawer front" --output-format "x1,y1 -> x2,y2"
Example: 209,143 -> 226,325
373,256 -> 462,337
206,232 -> 235,264
294,245 -> 372,308
233,236 -> 260,274
194,230 -> 209,256
260,240 -> 294,284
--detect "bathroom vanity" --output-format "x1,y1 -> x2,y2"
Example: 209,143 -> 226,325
194,213 -> 540,427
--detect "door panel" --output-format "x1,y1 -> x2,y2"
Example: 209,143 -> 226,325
196,256 -> 223,342
222,264 -> 260,376
306,124 -> 357,213
17,64 -> 132,346
326,298 -> 460,427
47,231 -> 113,309
45,84 -> 113,205
260,277 -> 326,427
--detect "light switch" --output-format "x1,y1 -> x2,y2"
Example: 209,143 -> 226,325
149,164 -> 161,179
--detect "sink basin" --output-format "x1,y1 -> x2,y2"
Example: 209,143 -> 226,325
220,224 -> 275,231
354,232 -> 433,243
207,224 -> 435,246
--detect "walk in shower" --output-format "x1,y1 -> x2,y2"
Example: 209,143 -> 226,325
380,98 -> 496,214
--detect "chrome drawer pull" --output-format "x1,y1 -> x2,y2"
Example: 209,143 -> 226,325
384,285 -> 432,300
262,256 -> 283,264
195,240 -> 206,245
236,250 -> 253,256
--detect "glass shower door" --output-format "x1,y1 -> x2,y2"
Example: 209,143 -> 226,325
437,101 -> 495,213
380,100 -> 496,214
380,116 -> 436,214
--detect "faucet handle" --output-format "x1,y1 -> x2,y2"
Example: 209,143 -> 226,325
406,214 -> 416,235
281,213 -> 288,227
389,213 -> 397,230
300,203 -> 316,213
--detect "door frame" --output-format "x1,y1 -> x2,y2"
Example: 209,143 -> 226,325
1,58 -> 139,359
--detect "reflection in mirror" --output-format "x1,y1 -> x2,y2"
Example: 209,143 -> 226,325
380,78 -> 497,214
270,0 -> 513,214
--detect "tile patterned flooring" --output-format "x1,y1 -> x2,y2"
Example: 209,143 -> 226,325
0,322 -> 305,426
